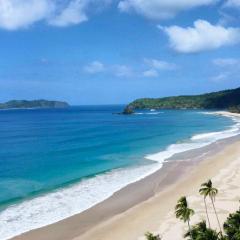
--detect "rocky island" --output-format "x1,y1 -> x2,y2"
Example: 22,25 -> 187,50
0,100 -> 69,109
122,105 -> 135,115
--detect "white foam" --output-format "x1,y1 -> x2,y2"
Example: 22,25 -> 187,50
134,112 -> 163,115
0,164 -> 161,240
146,115 -> 240,162
1,112 -> 240,240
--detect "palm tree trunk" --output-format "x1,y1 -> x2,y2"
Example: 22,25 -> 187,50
211,197 -> 222,233
187,220 -> 193,240
204,197 -> 211,228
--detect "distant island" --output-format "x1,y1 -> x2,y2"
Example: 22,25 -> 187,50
0,100 -> 69,109
123,87 -> 240,114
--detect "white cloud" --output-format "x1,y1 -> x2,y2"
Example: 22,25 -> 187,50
83,62 -> 133,77
0,0 -> 110,30
84,59 -> 175,78
143,69 -> 159,77
160,20 -> 240,53
144,58 -> 177,70
142,58 -> 176,78
118,0 -> 218,20
83,61 -> 105,73
213,58 -> 240,67
48,0 -> 88,27
211,72 -> 230,82
113,65 -> 133,77
0,0 -> 54,30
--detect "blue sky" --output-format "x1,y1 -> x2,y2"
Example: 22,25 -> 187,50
0,0 -> 240,105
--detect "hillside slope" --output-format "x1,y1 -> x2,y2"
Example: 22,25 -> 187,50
126,88 -> 240,110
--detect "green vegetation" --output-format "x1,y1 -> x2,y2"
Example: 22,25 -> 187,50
184,221 -> 220,240
224,208 -> 240,239
145,179 -> 240,240
199,180 -> 222,234
145,232 -> 161,240
175,196 -> 195,240
126,87 -> 240,110
0,100 -> 69,109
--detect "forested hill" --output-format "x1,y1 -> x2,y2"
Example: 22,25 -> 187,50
0,100 -> 69,109
126,87 -> 240,111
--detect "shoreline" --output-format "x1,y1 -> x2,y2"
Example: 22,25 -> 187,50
77,136 -> 240,240
11,111 -> 240,240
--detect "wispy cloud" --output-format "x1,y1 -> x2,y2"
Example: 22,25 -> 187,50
210,72 -> 230,82
83,61 -> 105,73
143,69 -> 159,78
159,20 -> 240,53
83,58 -> 177,78
83,61 -> 133,77
144,58 -> 177,71
213,58 -> 240,67
211,57 -> 240,82
142,58 -> 177,78
0,0 -> 111,30
118,0 -> 218,20
113,65 -> 133,77
48,0 -> 88,27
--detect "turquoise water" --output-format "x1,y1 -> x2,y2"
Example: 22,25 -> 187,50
0,106 -> 239,239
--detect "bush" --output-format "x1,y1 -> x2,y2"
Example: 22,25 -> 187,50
145,232 -> 161,240
223,208 -> 240,240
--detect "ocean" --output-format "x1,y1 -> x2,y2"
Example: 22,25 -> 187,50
0,105 -> 239,240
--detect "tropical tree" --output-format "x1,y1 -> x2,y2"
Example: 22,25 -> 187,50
199,186 -> 211,228
199,180 -> 222,233
223,207 -> 240,240
145,232 -> 161,240
175,196 -> 195,240
184,221 -> 220,240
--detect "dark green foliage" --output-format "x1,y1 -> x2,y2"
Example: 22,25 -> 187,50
184,221 -> 220,240
0,99 -> 69,109
199,180 -> 222,233
199,180 -> 218,201
145,232 -> 161,240
175,196 -> 195,223
223,208 -> 240,240
127,87 -> 240,110
175,196 -> 195,240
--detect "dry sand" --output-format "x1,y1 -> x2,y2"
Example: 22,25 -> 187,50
75,140 -> 240,240
12,111 -> 240,240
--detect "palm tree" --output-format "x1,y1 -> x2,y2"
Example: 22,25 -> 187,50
184,221 -> 220,240
199,180 -> 222,233
175,196 -> 195,240
199,186 -> 211,228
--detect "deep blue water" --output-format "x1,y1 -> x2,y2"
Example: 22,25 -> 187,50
0,106 -> 235,208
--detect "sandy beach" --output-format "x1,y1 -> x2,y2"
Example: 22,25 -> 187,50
12,111 -> 240,240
